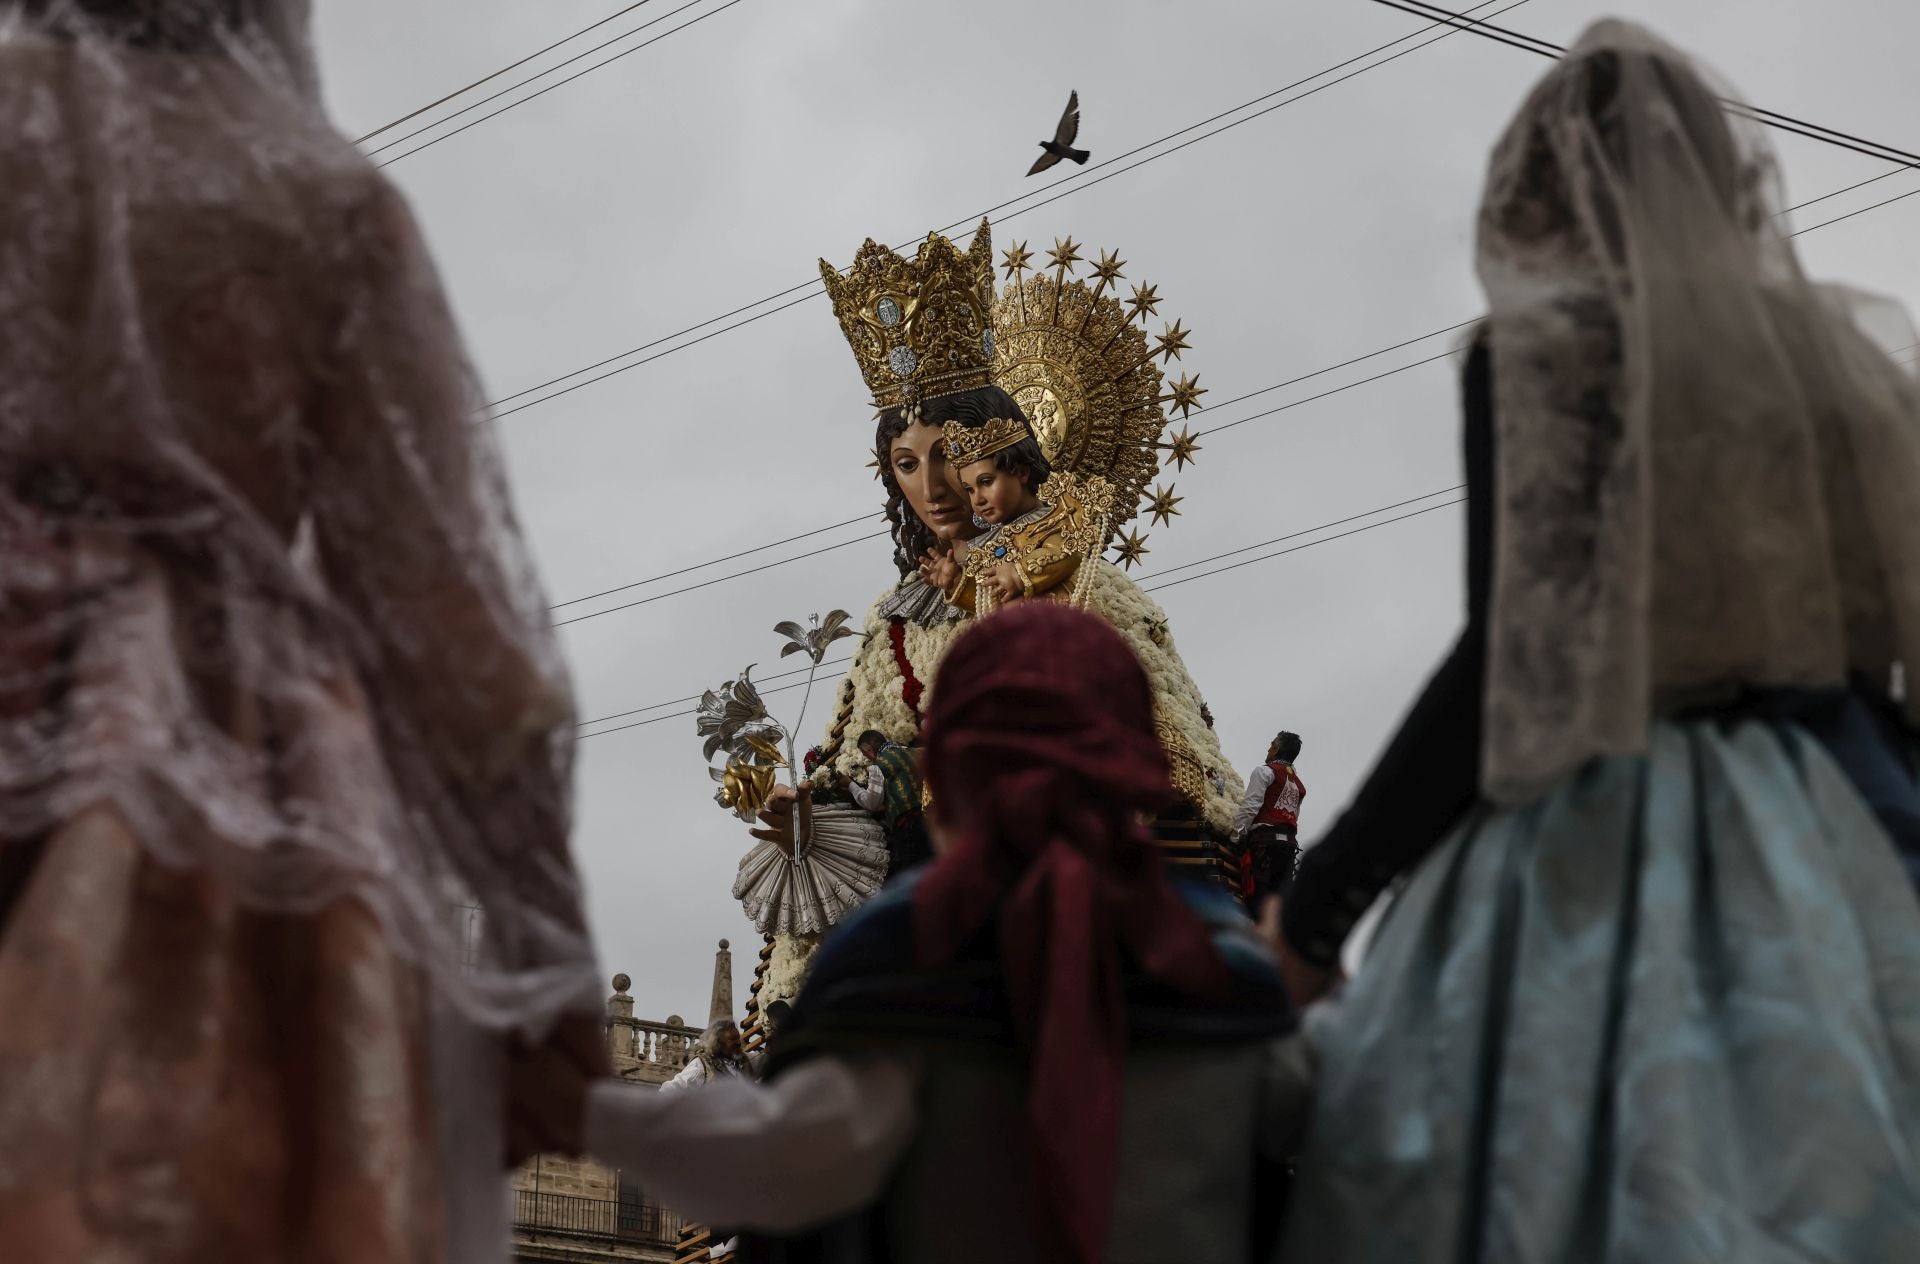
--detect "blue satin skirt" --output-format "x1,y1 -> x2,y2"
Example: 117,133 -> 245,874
1282,719 -> 1920,1264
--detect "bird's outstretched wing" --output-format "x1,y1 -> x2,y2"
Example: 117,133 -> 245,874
1028,149 -> 1063,176
1053,90 -> 1081,147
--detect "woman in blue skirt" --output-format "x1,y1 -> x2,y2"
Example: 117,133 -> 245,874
1279,21 -> 1920,1263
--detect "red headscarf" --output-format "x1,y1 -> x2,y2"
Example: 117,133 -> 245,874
913,603 -> 1230,1264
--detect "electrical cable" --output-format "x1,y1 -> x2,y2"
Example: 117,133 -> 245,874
375,0 -> 747,169
1369,0 -> 1920,167
551,513 -> 880,609
1142,497 -> 1466,593
483,0 -> 1535,417
575,653 -> 854,729
1132,486 -> 1465,583
577,492 -> 1469,739
552,530 -> 890,628
577,665 -> 850,740
354,2 -> 658,144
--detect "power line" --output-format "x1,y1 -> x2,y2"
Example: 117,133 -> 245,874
576,492 -> 1471,740
1367,0 -> 1920,169
483,0 -> 1537,419
492,279 -> 822,412
1780,167 -> 1910,218
494,286 -> 820,422
1142,497 -> 1466,594
490,0 -> 1920,424
547,320 -> 1475,613
1132,486 -> 1465,583
937,0 -> 1547,237
367,0 -> 707,160
552,513 -> 880,609
564,5 -> 1920,735
353,2 -> 658,145
375,0 -> 746,169
578,664 -> 850,741
576,653 -> 855,729
530,0 -> 1920,625
1184,320 -> 1477,421
546,133 -> 1913,626
552,327 -> 1474,625
552,530 -> 890,628
1196,349 -> 1460,438
1791,184 -> 1920,238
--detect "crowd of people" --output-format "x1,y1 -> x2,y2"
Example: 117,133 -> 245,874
1,4 -> 1918,1263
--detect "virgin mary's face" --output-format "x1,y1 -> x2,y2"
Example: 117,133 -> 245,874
890,420 -> 978,542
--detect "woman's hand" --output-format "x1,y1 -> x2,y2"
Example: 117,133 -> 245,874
749,783 -> 812,858
918,546 -> 960,591
1256,895 -> 1340,1008
506,1010 -> 613,1165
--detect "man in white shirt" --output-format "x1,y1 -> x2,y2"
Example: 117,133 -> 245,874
662,1019 -> 748,1095
1230,731 -> 1306,902
842,729 -> 930,877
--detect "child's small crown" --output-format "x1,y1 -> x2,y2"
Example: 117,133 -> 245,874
942,416 -> 1031,469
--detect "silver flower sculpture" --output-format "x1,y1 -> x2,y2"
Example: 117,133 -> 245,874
698,611 -> 856,822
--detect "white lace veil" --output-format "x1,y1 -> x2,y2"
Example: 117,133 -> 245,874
1475,20 -> 1920,804
0,0 -> 599,1034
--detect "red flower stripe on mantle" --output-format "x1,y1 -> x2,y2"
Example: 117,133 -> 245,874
888,618 -> 924,720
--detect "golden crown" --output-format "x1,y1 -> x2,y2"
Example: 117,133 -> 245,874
942,415 -> 1031,468
819,219 -> 998,410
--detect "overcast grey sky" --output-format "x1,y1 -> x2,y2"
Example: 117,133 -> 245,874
314,0 -> 1920,1022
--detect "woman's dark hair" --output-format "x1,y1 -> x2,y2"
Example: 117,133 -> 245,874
856,729 -> 889,753
1273,732 -> 1303,762
874,384 -> 1044,578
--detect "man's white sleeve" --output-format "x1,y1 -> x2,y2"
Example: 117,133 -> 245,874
849,764 -> 887,812
1230,765 -> 1274,841
585,1057 -> 918,1232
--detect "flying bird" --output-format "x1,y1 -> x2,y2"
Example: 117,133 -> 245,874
1027,90 -> 1090,176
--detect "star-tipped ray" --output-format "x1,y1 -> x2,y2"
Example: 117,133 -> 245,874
1112,527 -> 1151,569
1155,319 -> 1193,363
1145,483 -> 1184,527
1159,425 -> 1202,471
1047,237 -> 1083,324
1078,248 -> 1128,335
1124,282 -> 1162,324
1163,371 -> 1207,418
1001,241 -> 1034,280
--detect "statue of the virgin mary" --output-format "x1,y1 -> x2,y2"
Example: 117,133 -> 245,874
735,219 -> 1247,1006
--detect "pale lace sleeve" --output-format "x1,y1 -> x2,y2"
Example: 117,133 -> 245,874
305,177 -> 594,1015
311,180 -> 573,771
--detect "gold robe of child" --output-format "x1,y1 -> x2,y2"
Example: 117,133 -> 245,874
944,475 -> 1111,615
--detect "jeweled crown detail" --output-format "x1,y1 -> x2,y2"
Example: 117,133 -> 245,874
820,220 -> 997,410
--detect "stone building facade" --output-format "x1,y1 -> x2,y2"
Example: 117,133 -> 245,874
510,941 -> 738,1263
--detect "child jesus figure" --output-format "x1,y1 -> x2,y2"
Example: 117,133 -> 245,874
926,416 -> 1109,616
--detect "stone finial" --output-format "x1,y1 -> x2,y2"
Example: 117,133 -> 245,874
708,939 -> 735,1027
606,972 -> 635,1023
